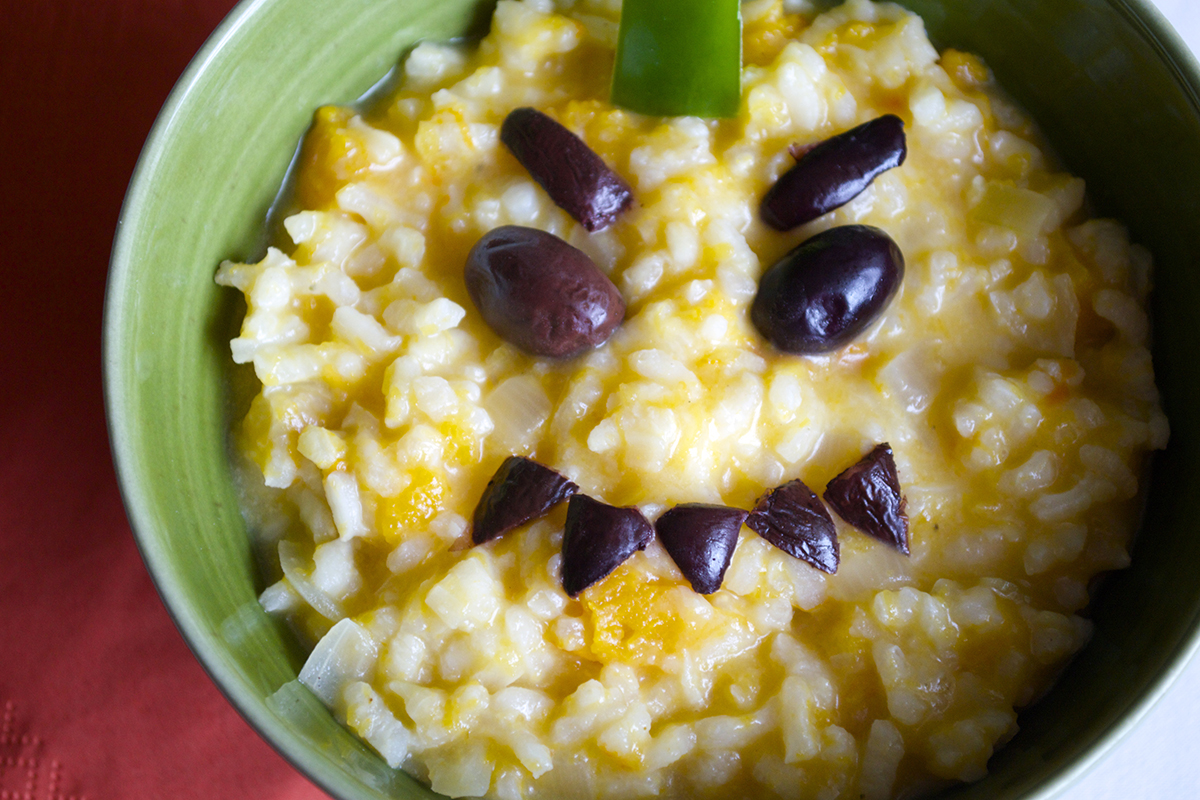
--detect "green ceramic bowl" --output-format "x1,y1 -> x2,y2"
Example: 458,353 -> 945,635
105,0 -> 1200,797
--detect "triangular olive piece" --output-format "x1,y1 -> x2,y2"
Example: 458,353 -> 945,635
471,456 -> 579,546
746,479 -> 839,574
824,443 -> 909,555
655,504 -> 747,594
561,494 -> 653,597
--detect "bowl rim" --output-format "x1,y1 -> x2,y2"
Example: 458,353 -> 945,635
103,0 -> 377,796
103,0 -> 1200,798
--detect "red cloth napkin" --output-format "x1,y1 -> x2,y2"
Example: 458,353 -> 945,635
0,1 -> 330,797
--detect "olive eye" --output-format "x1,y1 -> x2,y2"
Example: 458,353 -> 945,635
464,225 -> 626,359
501,108 -> 633,232
750,225 -> 904,355
761,114 -> 907,231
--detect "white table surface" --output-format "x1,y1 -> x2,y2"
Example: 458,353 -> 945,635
1058,1 -> 1200,797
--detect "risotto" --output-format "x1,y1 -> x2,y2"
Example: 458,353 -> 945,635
215,0 -> 1169,797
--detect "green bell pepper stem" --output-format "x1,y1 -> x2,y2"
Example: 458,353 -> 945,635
611,0 -> 742,119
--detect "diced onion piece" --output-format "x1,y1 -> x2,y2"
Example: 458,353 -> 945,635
485,376 -> 552,453
278,540 -> 345,621
298,618 -> 379,707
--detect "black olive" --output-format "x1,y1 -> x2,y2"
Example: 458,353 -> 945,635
465,225 -> 625,359
654,504 -> 748,595
824,443 -> 909,555
761,114 -> 906,230
750,224 -> 903,355
501,107 -> 634,232
746,479 -> 839,574
560,494 -> 653,597
471,456 -> 579,546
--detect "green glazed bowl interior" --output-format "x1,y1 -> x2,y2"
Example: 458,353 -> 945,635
104,0 -> 1200,797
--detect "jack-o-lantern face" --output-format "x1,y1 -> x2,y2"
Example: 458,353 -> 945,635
214,5 -> 1167,798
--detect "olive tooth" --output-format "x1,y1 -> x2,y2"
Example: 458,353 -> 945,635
561,495 -> 653,597
471,456 -> 579,546
824,443 -> 910,555
654,503 -> 748,595
747,479 -> 840,574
